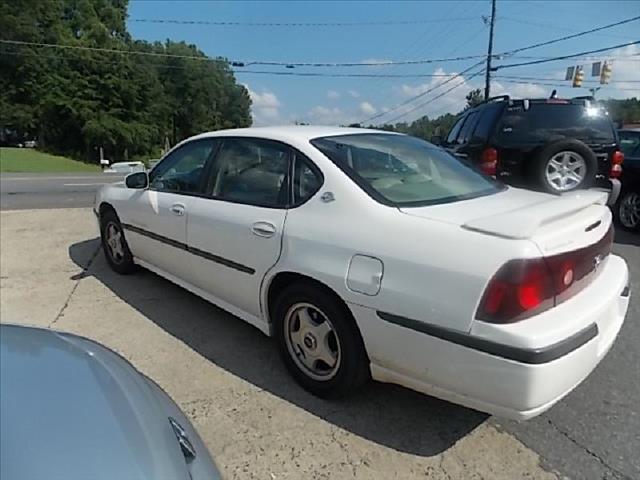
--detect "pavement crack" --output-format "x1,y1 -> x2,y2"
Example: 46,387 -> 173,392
546,419 -> 632,480
49,244 -> 100,328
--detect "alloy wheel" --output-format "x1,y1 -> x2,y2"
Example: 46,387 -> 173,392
284,302 -> 342,381
105,222 -> 125,264
619,192 -> 640,229
545,151 -> 587,192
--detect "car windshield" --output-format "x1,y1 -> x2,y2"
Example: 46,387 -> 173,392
311,133 -> 502,206
495,103 -> 616,144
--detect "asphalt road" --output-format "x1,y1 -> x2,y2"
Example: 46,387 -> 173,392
1,172 -> 638,478
500,229 -> 640,480
0,172 -> 125,210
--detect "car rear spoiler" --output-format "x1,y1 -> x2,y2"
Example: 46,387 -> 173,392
462,191 -> 608,239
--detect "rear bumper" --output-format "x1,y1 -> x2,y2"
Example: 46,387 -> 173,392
351,255 -> 629,420
590,178 -> 621,206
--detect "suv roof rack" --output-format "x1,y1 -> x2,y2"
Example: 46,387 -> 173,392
484,95 -> 511,104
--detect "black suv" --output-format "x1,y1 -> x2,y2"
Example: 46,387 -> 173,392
439,95 -> 623,199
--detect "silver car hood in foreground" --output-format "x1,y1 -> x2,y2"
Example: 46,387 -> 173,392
0,324 -> 220,480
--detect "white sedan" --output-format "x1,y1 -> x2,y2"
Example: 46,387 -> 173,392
94,126 -> 630,420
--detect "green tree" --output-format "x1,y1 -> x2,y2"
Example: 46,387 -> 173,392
0,0 -> 251,161
465,88 -> 484,109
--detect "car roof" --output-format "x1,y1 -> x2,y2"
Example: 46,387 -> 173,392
187,125 -> 399,144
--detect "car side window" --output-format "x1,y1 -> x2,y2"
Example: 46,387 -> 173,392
471,106 -> 501,143
208,138 -> 290,208
149,139 -> 218,194
446,115 -> 467,144
457,111 -> 479,145
292,152 -> 322,204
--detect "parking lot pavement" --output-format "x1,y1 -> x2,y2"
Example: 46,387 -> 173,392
0,208 -> 559,480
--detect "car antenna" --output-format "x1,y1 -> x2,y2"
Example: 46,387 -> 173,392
550,89 -> 558,99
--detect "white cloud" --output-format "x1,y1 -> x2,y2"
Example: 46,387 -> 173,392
348,90 -> 361,98
327,90 -> 340,100
490,81 -> 547,99
393,68 -> 477,121
307,105 -> 345,125
246,86 -> 282,125
358,101 -> 376,115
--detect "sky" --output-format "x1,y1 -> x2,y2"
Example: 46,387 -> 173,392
128,0 -> 640,126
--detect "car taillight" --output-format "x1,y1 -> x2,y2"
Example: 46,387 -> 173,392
480,147 -> 498,176
610,150 -> 624,178
477,225 -> 613,323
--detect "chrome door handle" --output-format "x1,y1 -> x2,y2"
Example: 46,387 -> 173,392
251,221 -> 276,238
170,204 -> 185,216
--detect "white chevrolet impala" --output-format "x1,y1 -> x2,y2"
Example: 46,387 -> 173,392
95,126 -> 630,420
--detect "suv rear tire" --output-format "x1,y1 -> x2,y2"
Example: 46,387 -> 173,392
531,139 -> 597,194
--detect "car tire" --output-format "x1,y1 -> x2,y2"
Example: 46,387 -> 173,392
531,139 -> 597,194
273,283 -> 370,398
100,209 -> 137,274
615,190 -> 640,232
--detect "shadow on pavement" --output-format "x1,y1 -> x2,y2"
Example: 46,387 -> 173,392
69,238 -> 487,457
614,228 -> 639,247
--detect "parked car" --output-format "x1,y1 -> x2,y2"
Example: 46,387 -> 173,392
615,128 -> 640,231
438,96 -> 624,201
95,126 -> 629,420
0,324 -> 222,480
103,161 -> 147,174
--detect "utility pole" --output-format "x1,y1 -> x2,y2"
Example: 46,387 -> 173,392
484,0 -> 497,100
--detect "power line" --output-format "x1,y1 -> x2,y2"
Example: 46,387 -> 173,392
0,48 -> 487,79
500,16 -> 636,41
0,39 -> 491,67
382,70 -> 486,124
360,62 -> 485,123
496,15 -> 640,56
494,78 -> 640,92
494,74 -> 640,84
129,16 -> 480,27
494,40 -> 640,70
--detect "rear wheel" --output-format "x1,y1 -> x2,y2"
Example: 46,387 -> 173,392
617,191 -> 640,232
100,209 -> 136,274
273,283 -> 370,398
531,139 -> 597,194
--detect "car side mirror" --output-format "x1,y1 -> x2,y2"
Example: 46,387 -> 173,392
125,171 -> 148,189
430,135 -> 442,145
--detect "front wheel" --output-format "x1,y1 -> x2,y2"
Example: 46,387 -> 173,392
273,283 -> 370,398
617,191 -> 640,232
100,209 -> 137,274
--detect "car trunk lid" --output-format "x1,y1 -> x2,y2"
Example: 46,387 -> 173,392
399,187 -> 611,255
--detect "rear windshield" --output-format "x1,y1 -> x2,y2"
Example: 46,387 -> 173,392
495,103 -> 615,145
311,133 -> 502,207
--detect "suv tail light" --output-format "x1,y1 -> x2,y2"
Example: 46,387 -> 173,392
480,147 -> 498,176
477,226 -> 613,323
610,150 -> 624,178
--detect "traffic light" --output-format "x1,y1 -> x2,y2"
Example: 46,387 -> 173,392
572,66 -> 584,88
600,62 -> 612,84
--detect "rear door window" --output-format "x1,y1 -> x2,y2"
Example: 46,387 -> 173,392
495,103 -> 616,144
471,105 -> 502,143
445,114 -> 467,144
457,111 -> 479,145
